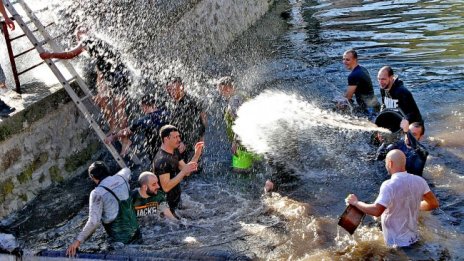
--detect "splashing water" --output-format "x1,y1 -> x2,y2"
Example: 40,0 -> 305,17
233,90 -> 389,155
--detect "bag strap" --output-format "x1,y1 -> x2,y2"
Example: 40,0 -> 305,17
100,185 -> 120,202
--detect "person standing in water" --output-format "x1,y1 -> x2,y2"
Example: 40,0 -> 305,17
40,26 -> 132,155
341,49 -> 380,118
153,125 -> 204,218
164,77 -> 207,162
66,162 -> 139,257
377,66 -> 423,128
346,149 -> 438,247
217,76 -> 259,172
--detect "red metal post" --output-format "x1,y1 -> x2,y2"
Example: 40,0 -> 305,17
1,20 -> 21,93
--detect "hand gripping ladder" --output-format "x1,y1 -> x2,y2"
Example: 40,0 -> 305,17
3,0 -> 127,168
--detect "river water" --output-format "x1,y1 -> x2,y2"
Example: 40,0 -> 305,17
2,0 -> 463,260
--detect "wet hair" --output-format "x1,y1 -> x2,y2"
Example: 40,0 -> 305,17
159,125 -> 179,141
140,93 -> 157,106
380,66 -> 394,76
410,121 -> 425,136
88,161 -> 111,181
218,76 -> 234,87
138,171 -> 156,186
345,49 -> 358,59
167,76 -> 183,86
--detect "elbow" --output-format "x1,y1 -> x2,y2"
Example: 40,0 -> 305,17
431,200 -> 439,210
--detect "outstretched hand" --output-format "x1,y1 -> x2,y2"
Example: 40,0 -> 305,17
194,141 -> 204,156
66,240 -> 80,257
5,17 -> 14,30
39,52 -> 51,60
183,162 -> 198,176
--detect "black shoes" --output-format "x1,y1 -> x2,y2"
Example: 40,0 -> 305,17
0,106 -> 15,117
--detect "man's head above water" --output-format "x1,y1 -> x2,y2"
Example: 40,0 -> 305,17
165,77 -> 184,101
217,76 -> 235,98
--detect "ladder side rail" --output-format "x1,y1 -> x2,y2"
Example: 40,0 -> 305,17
43,58 -> 127,168
15,0 -> 92,96
3,0 -> 126,168
0,20 -> 21,92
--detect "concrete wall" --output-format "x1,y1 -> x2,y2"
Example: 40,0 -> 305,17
0,90 -> 101,218
0,0 -> 273,218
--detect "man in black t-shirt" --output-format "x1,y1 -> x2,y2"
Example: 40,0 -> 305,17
131,171 -> 176,220
342,49 -> 380,117
153,125 -> 204,216
165,77 -> 207,162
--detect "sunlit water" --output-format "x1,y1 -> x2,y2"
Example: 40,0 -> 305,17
1,0 -> 463,260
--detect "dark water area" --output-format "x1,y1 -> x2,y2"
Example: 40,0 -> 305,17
2,0 -> 463,260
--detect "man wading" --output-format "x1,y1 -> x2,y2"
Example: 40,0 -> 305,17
66,162 -> 139,257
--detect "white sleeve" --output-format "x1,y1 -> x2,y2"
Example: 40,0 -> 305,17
374,182 -> 391,208
420,177 -> 431,195
116,167 -> 131,182
77,190 -> 103,242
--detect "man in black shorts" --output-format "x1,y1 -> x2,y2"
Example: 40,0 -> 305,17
153,125 -> 204,217
342,49 -> 380,118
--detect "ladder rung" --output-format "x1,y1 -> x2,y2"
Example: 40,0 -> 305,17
63,76 -> 77,84
17,61 -> 45,75
13,45 -> 36,58
80,94 -> 92,102
11,22 -> 55,41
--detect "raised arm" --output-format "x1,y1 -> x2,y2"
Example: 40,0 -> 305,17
40,44 -> 85,60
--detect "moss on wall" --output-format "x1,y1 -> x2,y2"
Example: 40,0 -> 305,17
0,178 -> 14,203
64,142 -> 100,172
49,165 -> 64,183
1,148 -> 21,172
18,152 -> 49,184
19,194 -> 28,202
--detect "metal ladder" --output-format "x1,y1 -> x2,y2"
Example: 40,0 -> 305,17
3,0 -> 127,168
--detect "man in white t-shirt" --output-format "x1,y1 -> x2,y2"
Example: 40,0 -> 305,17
346,149 -> 439,247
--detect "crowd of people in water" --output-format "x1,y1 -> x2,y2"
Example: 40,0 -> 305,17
0,3 -> 440,255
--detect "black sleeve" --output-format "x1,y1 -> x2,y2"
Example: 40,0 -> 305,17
406,131 -> 429,160
154,159 -> 173,176
399,91 -> 419,122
